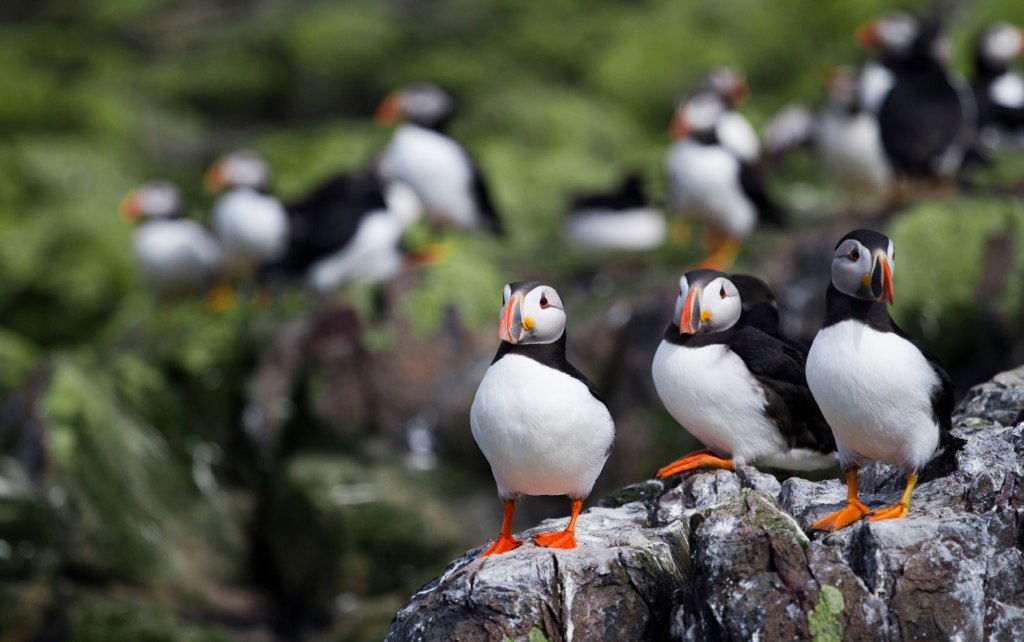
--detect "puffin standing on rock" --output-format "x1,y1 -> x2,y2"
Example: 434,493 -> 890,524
807,229 -> 959,530
376,82 -> 504,235
651,270 -> 836,478
471,281 -> 614,555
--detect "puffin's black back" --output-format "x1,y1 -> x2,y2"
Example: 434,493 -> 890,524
568,173 -> 648,212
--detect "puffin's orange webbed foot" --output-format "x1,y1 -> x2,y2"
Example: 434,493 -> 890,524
867,503 -> 908,521
656,450 -> 733,479
532,529 -> 577,549
479,533 -> 522,557
810,499 -> 870,531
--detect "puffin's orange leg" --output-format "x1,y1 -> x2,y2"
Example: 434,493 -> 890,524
656,450 -> 733,479
811,468 -> 870,531
479,499 -> 522,557
693,230 -> 741,271
533,498 -> 582,549
204,283 -> 235,312
868,472 -> 918,521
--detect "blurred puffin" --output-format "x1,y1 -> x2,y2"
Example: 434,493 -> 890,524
471,281 -> 614,554
119,180 -> 223,297
856,13 -> 977,179
702,66 -> 760,163
262,171 -> 423,294
205,149 -> 289,274
665,91 -> 784,269
376,83 -> 504,235
763,67 -> 892,200
562,173 -> 666,251
807,229 -> 958,530
972,22 -> 1024,145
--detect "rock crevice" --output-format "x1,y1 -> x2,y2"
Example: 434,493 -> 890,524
387,367 -> 1024,641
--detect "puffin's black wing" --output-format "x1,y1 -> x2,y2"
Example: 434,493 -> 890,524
878,71 -> 964,175
269,171 -> 385,277
462,150 -> 504,236
569,173 -> 648,212
737,162 -> 785,226
728,327 -> 836,454
889,322 -> 957,446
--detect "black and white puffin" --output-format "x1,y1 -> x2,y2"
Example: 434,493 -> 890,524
375,83 -> 504,235
261,170 -> 423,293
651,270 -> 835,478
205,149 -> 289,274
119,180 -> 223,297
763,67 -> 892,200
856,14 -> 976,178
806,229 -> 958,530
972,22 -> 1024,145
562,173 -> 666,251
701,66 -> 760,163
470,281 -> 614,555
665,91 -> 784,269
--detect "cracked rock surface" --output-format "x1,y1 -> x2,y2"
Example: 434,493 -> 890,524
387,367 -> 1024,641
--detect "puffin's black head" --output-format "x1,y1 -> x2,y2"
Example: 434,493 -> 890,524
703,66 -> 748,107
375,82 -> 455,131
831,229 -> 895,305
669,91 -> 727,141
672,269 -> 742,335
974,22 -> 1024,74
204,149 -> 271,193
119,179 -> 183,223
497,281 -> 566,345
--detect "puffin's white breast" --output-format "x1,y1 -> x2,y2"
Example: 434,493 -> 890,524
816,109 -> 891,197
858,62 -> 895,114
665,141 -> 756,237
563,207 -> 667,251
212,188 -> 288,269
380,124 -> 478,229
990,72 -> 1024,110
308,208 -> 403,293
716,111 -> 760,163
133,219 -> 223,295
651,340 -> 785,464
470,354 -> 614,499
806,320 -> 940,473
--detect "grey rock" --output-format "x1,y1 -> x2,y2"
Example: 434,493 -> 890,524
388,367 -> 1024,641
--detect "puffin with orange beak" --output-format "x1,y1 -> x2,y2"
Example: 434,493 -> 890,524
119,180 -> 224,297
651,270 -> 836,479
807,229 -> 960,531
470,281 -> 614,555
375,82 -> 503,235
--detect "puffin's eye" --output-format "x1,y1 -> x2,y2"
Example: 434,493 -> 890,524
719,286 -> 726,299
848,248 -> 860,261
540,294 -> 550,308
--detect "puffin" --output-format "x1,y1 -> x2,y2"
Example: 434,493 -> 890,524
470,281 -> 614,555
665,91 -> 784,269
701,66 -> 761,163
119,180 -> 224,297
375,82 -> 504,235
562,173 -> 666,252
806,229 -> 958,530
651,270 -> 836,478
856,14 -> 976,178
261,170 -> 423,294
763,67 -> 892,200
972,22 -> 1024,145
204,149 -> 289,274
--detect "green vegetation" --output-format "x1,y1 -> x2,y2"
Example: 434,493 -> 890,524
807,585 -> 846,642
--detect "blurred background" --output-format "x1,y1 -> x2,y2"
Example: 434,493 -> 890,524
2,0 -> 1024,640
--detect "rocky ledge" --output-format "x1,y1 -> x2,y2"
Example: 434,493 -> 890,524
387,367 -> 1024,641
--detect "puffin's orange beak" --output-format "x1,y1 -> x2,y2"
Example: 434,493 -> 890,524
669,111 -> 689,140
871,252 -> 894,305
498,293 -> 524,344
204,161 -> 226,193
855,21 -> 879,49
375,92 -> 403,124
119,190 -> 140,223
679,286 -> 701,335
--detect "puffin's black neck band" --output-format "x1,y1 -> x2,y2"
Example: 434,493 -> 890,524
822,283 -> 893,331
492,330 -> 568,367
